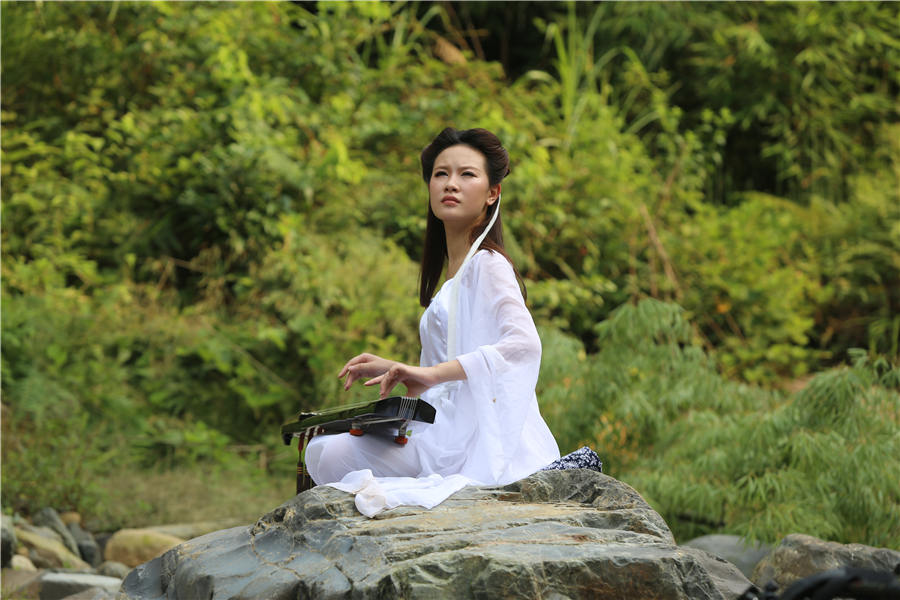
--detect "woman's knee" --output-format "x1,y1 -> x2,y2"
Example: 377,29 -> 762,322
306,434 -> 356,484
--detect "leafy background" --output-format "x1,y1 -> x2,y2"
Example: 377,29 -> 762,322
2,1 -> 898,547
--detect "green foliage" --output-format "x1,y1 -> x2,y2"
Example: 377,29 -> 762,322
809,144 -> 900,359
2,1 -> 898,546
541,299 -> 746,472
540,300 -> 900,547
671,193 -> 829,381
85,460 -> 296,532
244,220 -> 423,405
630,347 -> 900,547
579,2 -> 900,203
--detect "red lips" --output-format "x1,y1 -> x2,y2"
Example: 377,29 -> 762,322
441,195 -> 459,205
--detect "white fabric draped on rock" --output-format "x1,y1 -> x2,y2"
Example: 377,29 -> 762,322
305,250 -> 559,516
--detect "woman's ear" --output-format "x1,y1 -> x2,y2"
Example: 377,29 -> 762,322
487,184 -> 501,206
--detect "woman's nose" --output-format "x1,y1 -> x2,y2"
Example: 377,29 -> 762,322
444,176 -> 459,191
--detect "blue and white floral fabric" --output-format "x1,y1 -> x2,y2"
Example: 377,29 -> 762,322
540,446 -> 603,473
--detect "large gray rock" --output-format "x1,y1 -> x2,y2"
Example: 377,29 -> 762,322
684,534 -> 771,578
752,533 -> 900,589
33,507 -> 81,558
120,470 -> 750,599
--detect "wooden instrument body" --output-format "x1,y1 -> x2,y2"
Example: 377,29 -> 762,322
280,396 -> 436,444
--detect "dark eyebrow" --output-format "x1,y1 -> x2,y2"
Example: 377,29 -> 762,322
433,163 -> 483,172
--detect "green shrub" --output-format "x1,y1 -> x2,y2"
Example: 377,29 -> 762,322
539,299 -> 899,546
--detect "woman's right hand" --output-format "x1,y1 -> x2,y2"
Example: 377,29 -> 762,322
338,353 -> 396,391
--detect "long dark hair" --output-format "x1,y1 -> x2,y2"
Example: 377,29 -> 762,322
418,127 -> 524,307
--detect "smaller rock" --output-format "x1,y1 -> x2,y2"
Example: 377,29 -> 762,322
1,568 -> 43,598
683,534 -> 771,578
68,523 -> 102,567
14,527 -> 90,570
58,587 -> 117,600
104,528 -> 184,568
19,523 -> 65,544
11,554 -> 38,571
2,514 -> 17,567
59,512 -> 82,526
97,560 -> 131,579
77,540 -> 103,569
37,572 -> 121,600
94,533 -> 112,558
753,533 -> 900,589
33,508 -> 80,557
146,519 -> 246,540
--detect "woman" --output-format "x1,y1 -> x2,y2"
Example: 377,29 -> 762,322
305,127 -> 560,516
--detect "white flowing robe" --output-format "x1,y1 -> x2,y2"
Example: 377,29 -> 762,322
305,250 -> 560,516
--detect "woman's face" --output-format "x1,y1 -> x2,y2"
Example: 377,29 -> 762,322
428,144 -> 499,231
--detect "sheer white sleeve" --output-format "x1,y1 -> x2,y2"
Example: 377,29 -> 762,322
452,251 -> 545,482
455,251 -> 540,383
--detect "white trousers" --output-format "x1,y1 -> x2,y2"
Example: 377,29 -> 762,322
305,432 -> 426,485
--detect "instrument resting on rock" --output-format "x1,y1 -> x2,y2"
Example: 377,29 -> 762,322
281,396 -> 436,494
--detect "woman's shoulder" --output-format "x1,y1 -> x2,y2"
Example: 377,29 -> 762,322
471,248 -> 513,270
463,249 -> 516,285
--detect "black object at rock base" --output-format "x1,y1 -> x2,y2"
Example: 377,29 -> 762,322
738,566 -> 900,600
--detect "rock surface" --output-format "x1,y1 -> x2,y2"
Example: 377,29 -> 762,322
39,572 -> 122,600
33,507 -> 81,557
11,554 -> 38,571
2,514 -> 16,567
98,560 -> 132,579
684,534 -> 771,578
60,588 -> 118,600
752,533 -> 900,589
146,519 -> 246,540
120,470 -> 751,599
1,568 -> 43,598
104,529 -> 185,568
69,521 -> 103,567
14,525 -> 91,570
60,511 -> 83,526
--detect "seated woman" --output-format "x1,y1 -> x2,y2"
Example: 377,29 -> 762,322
304,127 -> 560,515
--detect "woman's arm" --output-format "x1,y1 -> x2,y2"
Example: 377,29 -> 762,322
453,251 -> 541,381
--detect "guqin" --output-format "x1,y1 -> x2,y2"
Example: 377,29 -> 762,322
281,396 -> 436,494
